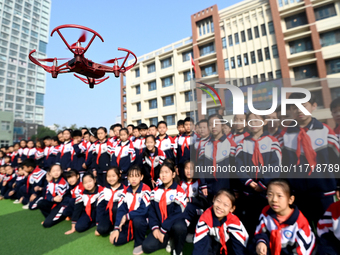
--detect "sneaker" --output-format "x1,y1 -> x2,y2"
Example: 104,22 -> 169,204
185,233 -> 194,243
13,199 -> 20,204
132,245 -> 143,255
172,251 -> 182,255
22,204 -> 29,209
166,240 -> 171,253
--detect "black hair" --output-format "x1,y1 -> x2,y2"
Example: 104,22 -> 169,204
127,165 -> 143,177
149,124 -> 157,129
157,121 -> 167,128
43,136 -> 51,141
207,114 -> 224,123
142,135 -> 157,158
97,126 -> 107,134
288,92 -> 317,109
133,126 -> 139,130
183,160 -> 198,183
51,136 -> 61,145
267,178 -> 293,197
65,169 -> 80,179
138,123 -> 148,130
177,120 -> 184,127
119,128 -> 128,135
36,139 -> 45,149
27,140 -> 35,147
63,129 -> 73,137
246,112 -> 266,121
107,167 -> 122,184
48,164 -> 63,174
81,127 -> 89,132
199,119 -> 209,126
22,158 -> 36,169
110,124 -> 122,131
13,142 -> 19,147
82,171 -> 96,183
184,117 -> 194,124
214,189 -> 236,207
89,127 -> 98,138
72,129 -> 82,138
127,124 -> 135,129
330,97 -> 340,111
83,131 -> 90,136
160,159 -> 179,183
275,104 -> 281,113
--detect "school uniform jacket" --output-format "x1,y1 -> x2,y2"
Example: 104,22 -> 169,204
114,183 -> 151,229
22,147 -> 37,160
43,146 -> 54,169
25,167 -> 46,195
35,148 -> 45,167
133,136 -> 146,166
56,141 -> 73,170
156,134 -> 175,160
175,132 -> 195,167
254,205 -> 315,255
193,207 -> 248,255
109,136 -> 120,149
45,177 -> 69,202
79,141 -> 95,169
91,139 -> 113,174
180,180 -> 203,205
49,145 -> 61,166
72,185 -> 104,224
235,133 -> 282,193
317,200 -> 340,246
278,118 -> 340,195
3,173 -> 16,187
10,151 -> 19,167
111,140 -> 136,176
142,147 -> 166,182
70,143 -> 86,172
14,175 -> 27,192
230,130 -> 250,145
70,181 -> 85,199
149,182 -> 186,234
194,135 -> 211,161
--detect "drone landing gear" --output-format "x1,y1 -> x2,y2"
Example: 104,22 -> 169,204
74,74 -> 109,88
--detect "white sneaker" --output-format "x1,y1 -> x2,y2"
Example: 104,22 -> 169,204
132,245 -> 143,255
186,233 -> 194,243
172,251 -> 182,255
166,240 -> 171,253
22,204 -> 29,209
13,199 -> 20,204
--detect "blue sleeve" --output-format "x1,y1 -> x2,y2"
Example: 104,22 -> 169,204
85,151 -> 93,168
127,197 -> 148,221
235,149 -> 252,186
92,151 -> 97,171
114,197 -> 129,229
56,152 -> 61,164
45,184 -> 54,202
161,203 -> 183,234
111,154 -> 117,167
259,149 -> 281,188
148,200 -> 161,230
192,233 -> 210,255
33,176 -> 47,195
229,231 -> 248,255
73,144 -> 82,154
72,201 -> 83,223
96,193 -> 107,224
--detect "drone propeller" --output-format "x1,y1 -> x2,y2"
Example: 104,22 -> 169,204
37,57 -> 71,62
71,30 -> 87,47
102,55 -> 134,64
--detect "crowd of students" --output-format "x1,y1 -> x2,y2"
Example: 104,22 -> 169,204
0,92 -> 340,255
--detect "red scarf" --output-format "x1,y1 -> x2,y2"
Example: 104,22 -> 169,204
218,225 -> 227,254
27,148 -> 33,158
251,138 -> 264,180
11,151 -> 17,162
60,144 -> 66,158
181,136 -> 189,156
106,188 -> 119,224
186,182 -> 192,198
85,194 -> 95,221
149,156 -> 156,180
96,143 -> 102,165
296,128 -> 317,175
269,218 -> 282,255
128,192 -> 137,241
139,138 -> 145,154
26,167 -> 39,193
45,146 -> 52,160
159,189 -> 168,222
70,142 -> 75,161
212,140 -> 220,179
116,143 -> 128,167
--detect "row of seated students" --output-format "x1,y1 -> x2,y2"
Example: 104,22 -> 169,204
0,92 -> 340,254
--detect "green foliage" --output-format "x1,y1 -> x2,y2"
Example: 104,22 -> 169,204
31,126 -> 57,141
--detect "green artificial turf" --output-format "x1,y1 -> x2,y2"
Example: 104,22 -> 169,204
0,199 -> 193,255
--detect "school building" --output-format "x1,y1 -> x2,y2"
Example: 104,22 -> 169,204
121,0 -> 340,134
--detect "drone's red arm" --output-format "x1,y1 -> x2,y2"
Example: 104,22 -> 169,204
28,50 -> 52,72
74,74 -> 109,85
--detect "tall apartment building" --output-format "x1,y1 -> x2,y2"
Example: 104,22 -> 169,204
0,0 -> 51,125
122,0 -> 340,133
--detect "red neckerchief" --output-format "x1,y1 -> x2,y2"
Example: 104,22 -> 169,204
185,182 -> 192,198
181,135 -> 189,156
334,125 -> 340,135
269,218 -> 282,255
26,167 -> 40,193
85,194 -> 95,221
159,189 -> 169,222
60,143 -> 66,158
128,192 -> 137,241
71,142 -> 75,161
139,137 -> 145,154
251,138 -> 265,180
11,151 -> 17,161
296,127 -> 317,175
157,135 -> 166,149
45,146 -> 52,160
218,224 -> 227,254
106,187 -> 120,224
116,142 -> 128,167
27,148 -> 33,158
212,140 -> 220,179
96,141 -> 105,165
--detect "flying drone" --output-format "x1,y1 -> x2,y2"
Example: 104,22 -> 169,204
28,24 -> 137,88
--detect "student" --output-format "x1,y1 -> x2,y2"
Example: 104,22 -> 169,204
22,140 -> 37,160
176,120 -> 185,138
62,170 -> 84,221
148,125 -> 158,137
156,121 -> 175,160
199,114 -> 237,201
17,139 -> 27,164
0,151 -> 4,166
111,128 -> 136,185
230,114 -> 250,145
56,129 -> 73,171
254,179 -> 315,255
142,135 -> 166,188
330,97 -> 340,136
20,158 -> 47,210
109,124 -> 122,149
235,113 -> 281,236
35,140 -> 45,168
11,166 -> 28,203
133,126 -> 140,142
194,119 -> 211,161
81,127 -> 89,138
0,165 -> 17,200
92,127 -> 112,187
70,130 -> 86,174
127,124 -> 135,140
43,136 -> 53,169
192,189 -> 248,255
37,164 -> 70,228
83,128 -> 99,172
57,131 -> 65,144
175,117 -> 194,180
278,93 -> 340,225
48,136 -> 61,167
10,143 -> 20,168
265,108 -> 282,139
223,122 -> 232,137
317,200 -> 340,255
0,165 -> 5,183
96,167 -> 125,236
134,123 -> 148,166
65,172 -> 104,234
142,160 -> 187,255
110,166 -> 151,255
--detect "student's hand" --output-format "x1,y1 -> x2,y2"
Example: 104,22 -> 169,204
336,190 -> 340,201
82,163 -> 87,169
158,232 -> 165,243
256,242 -> 267,255
34,186 -> 40,192
2,181 -> 7,186
118,215 -> 127,231
234,192 -> 240,199
201,188 -> 208,197
186,198 -> 190,203
250,181 -> 258,189
175,166 -> 179,176
29,194 -> 37,202
66,168 -> 71,171
53,195 -> 62,203
151,180 -> 156,189
254,186 -> 263,193
12,183 -> 16,188
92,170 -> 97,177
110,230 -> 119,244
152,229 -> 161,240
8,190 -> 15,196
65,224 -> 76,235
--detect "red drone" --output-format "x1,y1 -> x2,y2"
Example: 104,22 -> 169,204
28,24 -> 137,88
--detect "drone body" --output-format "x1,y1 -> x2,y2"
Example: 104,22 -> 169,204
29,24 -> 137,88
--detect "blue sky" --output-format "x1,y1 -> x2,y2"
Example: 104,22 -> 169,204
44,0 -> 239,129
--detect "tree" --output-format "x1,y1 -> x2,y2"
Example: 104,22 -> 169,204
31,126 -> 57,141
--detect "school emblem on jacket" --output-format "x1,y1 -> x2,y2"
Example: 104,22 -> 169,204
284,230 -> 293,239
193,187 -> 197,193
169,194 -> 174,201
138,197 -> 142,203
260,144 -> 267,150
222,150 -> 228,156
315,138 -> 324,146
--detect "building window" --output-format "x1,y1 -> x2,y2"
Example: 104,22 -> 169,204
207,107 -> 219,116
264,47 -> 270,60
320,29 -> 340,47
199,43 -> 215,56
314,4 -> 337,21
293,64 -> 318,80
149,99 -> 157,109
36,93 -> 44,106
147,63 -> 155,73
257,49 -> 263,62
253,75 -> 258,84
231,57 -> 235,69
186,111 -> 198,122
247,28 -> 253,40
163,115 -> 175,126
184,71 -> 195,82
163,95 -> 174,106
241,31 -> 246,42
251,51 -> 256,64
261,24 -> 267,36
289,37 -> 313,54
161,57 -> 172,69
261,73 -> 266,82
201,64 -> 217,77
182,50 -> 193,62
136,120 -> 142,125
237,55 -> 242,67
244,53 -> 249,66
136,85 -> 140,95
268,72 -> 274,80
149,117 -> 158,126
326,58 -> 340,74
276,70 -> 282,78
135,68 -> 140,78
185,90 -> 197,102
268,21 -> 275,34
1,121 -> 10,131
272,45 -> 279,58
197,17 -> 214,36
246,77 -> 251,85
285,12 -> 308,30
222,37 -> 226,48
148,80 -> 156,91
162,76 -> 173,88
234,33 -> 239,45
330,87 -> 340,100
224,59 -> 229,70
136,102 -> 141,112
254,26 -> 260,38
0,140 -> 9,147
239,78 -> 244,86
311,90 -> 324,109
228,35 -> 233,47
38,40 -> 47,53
